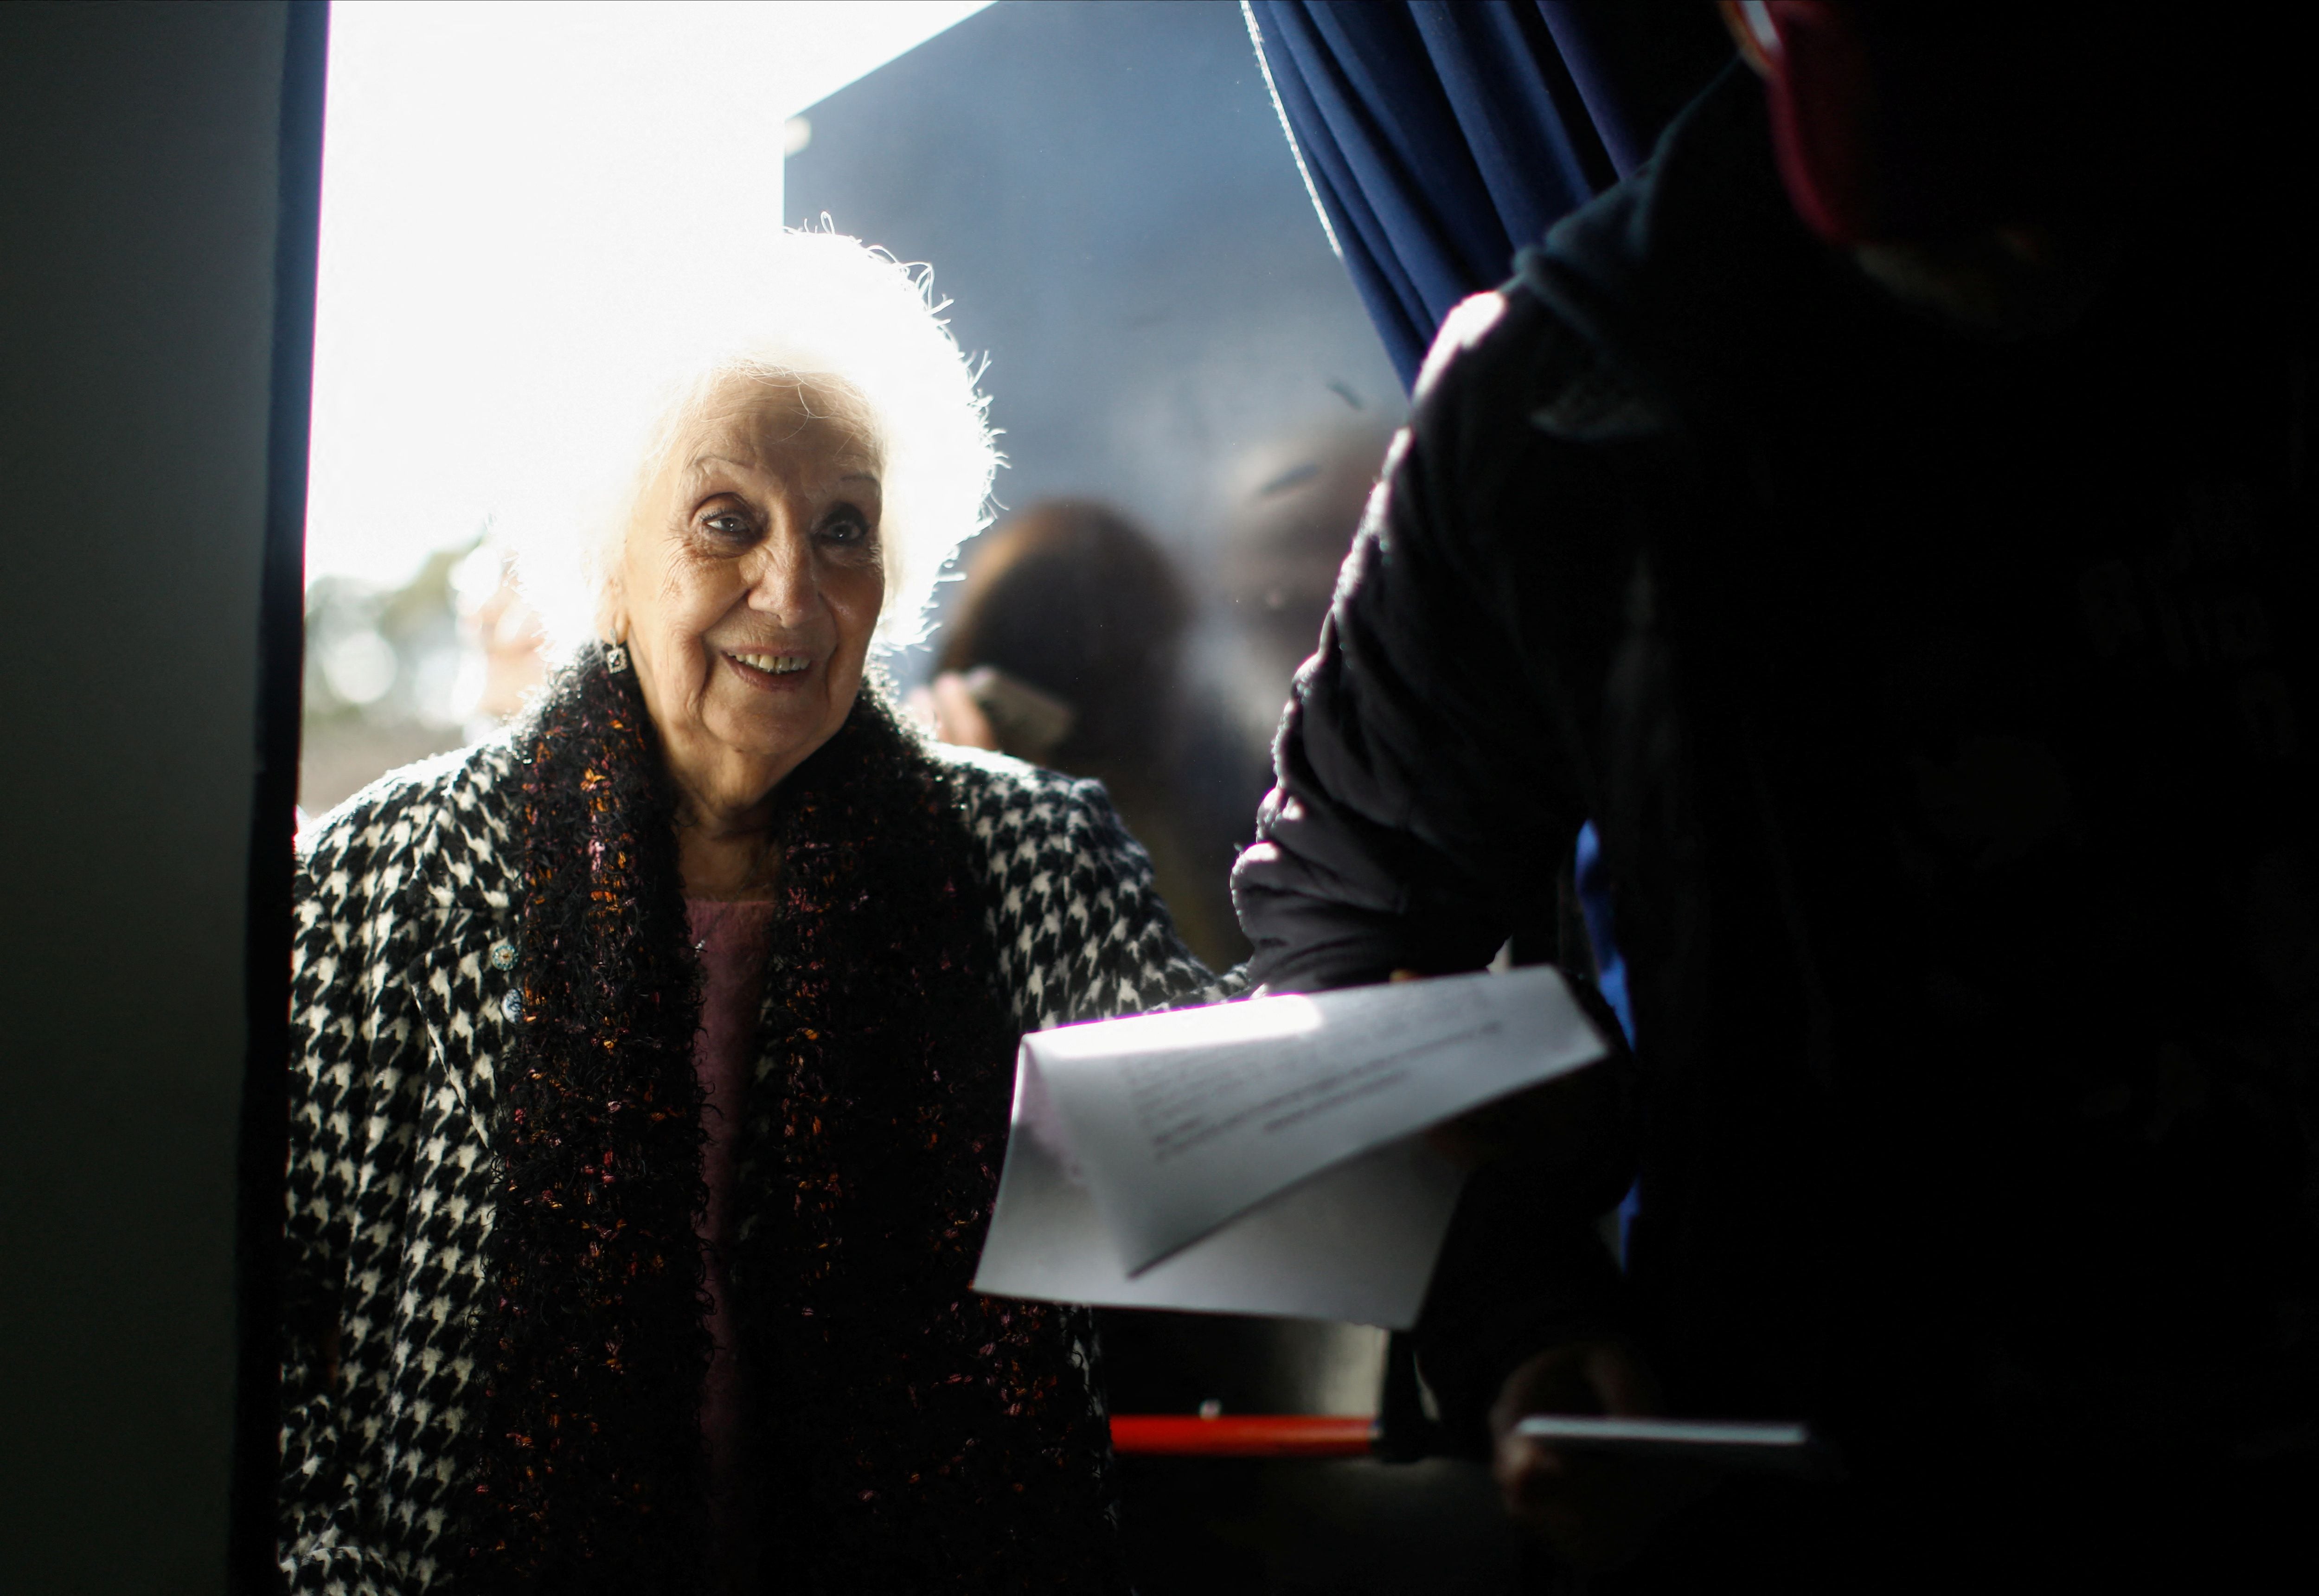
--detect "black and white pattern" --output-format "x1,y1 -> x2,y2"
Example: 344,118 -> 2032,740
280,734 -> 1239,1595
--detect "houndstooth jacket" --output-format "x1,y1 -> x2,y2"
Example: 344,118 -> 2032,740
281,731 -> 1240,1595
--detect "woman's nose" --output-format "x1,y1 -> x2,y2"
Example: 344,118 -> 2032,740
743,517 -> 820,617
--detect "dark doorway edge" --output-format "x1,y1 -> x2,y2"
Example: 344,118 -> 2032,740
231,4 -> 328,1590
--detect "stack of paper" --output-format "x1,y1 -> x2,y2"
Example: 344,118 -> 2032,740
972,967 -> 1608,1328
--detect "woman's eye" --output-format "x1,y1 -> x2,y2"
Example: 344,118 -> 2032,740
819,505 -> 873,545
700,509 -> 754,540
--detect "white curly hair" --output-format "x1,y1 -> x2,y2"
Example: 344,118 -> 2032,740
508,229 -> 998,656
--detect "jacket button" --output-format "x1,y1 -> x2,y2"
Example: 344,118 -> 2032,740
501,990 -> 523,1022
491,941 -> 517,970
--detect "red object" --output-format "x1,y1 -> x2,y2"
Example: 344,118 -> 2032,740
1748,1 -> 2117,245
1109,1414 -> 1377,1458
1753,1 -> 1881,243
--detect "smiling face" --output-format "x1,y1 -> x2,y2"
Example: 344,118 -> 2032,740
606,372 -> 886,825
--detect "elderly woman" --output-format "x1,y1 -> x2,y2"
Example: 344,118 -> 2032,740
281,235 -> 1229,1595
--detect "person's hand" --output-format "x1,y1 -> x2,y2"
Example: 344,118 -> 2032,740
1489,1339 -> 1711,1570
904,672 -> 999,750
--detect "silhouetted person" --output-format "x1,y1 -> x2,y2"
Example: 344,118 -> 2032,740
1236,5 -> 2319,1586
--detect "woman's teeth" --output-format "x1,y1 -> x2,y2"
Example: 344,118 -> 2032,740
731,651 -> 809,676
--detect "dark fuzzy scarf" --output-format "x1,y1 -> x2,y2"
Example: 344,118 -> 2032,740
466,648 -> 1119,1595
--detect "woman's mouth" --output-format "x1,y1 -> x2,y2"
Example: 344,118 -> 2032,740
724,649 -> 813,685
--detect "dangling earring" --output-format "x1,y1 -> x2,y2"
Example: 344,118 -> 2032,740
605,640 -> 630,674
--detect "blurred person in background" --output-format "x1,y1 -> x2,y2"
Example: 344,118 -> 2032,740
915,428 -> 1403,972
283,232 -> 1235,1596
458,547 -> 549,736
1236,3 -> 2319,1586
921,498 -> 1250,969
1215,421 -> 1399,765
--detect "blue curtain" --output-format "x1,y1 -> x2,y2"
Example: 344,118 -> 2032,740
1243,0 -> 1730,388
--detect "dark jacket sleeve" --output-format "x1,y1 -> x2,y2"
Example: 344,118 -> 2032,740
1230,285 -> 1646,1445
1233,288 -> 1614,989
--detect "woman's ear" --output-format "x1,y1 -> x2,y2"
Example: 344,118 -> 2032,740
595,522 -> 632,644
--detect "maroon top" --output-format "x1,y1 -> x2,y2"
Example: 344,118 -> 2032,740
687,897 -> 776,1591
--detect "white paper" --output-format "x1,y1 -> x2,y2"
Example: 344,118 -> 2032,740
972,967 -> 1610,1325
971,1127 -> 1466,1327
1031,966 -> 1605,1272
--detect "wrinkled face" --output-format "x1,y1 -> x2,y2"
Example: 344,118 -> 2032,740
607,374 -> 885,814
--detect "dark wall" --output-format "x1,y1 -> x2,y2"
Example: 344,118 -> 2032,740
786,0 -> 1403,643
0,3 -> 297,1587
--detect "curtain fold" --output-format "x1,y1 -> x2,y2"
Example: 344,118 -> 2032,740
1245,0 -> 1730,388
